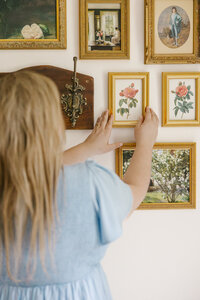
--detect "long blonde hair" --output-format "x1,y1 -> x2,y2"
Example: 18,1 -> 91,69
0,71 -> 65,281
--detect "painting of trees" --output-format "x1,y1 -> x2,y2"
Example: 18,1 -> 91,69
122,148 -> 190,203
151,149 -> 190,203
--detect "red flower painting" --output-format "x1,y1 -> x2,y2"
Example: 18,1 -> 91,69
117,83 -> 139,119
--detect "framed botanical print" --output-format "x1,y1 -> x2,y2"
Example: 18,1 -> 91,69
0,0 -> 66,49
79,0 -> 130,59
108,72 -> 149,127
162,72 -> 200,126
145,0 -> 199,64
116,143 -> 196,209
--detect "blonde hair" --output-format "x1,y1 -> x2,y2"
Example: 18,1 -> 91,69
0,71 -> 65,281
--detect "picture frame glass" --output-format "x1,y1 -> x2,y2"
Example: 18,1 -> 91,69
122,148 -> 190,205
0,0 -> 58,40
115,79 -> 143,121
154,0 -> 194,54
169,78 -> 196,120
88,3 -> 121,52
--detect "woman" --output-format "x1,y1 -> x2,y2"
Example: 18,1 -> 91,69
0,71 -> 158,299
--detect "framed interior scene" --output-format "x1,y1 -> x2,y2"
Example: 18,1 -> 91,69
108,72 -> 149,127
0,0 -> 66,49
145,0 -> 200,64
79,0 -> 130,59
116,143 -> 196,210
162,72 -> 200,126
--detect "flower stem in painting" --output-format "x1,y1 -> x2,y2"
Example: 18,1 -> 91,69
171,81 -> 194,118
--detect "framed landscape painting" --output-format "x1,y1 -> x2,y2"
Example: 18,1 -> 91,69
116,143 -> 196,209
0,0 -> 66,49
79,0 -> 130,59
145,0 -> 199,64
162,72 -> 200,126
108,72 -> 149,127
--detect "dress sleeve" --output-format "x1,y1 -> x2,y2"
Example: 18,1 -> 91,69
86,160 -> 133,245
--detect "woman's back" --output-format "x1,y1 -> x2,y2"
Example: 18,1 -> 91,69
0,161 -> 133,299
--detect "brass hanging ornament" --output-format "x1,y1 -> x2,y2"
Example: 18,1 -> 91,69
61,57 -> 87,128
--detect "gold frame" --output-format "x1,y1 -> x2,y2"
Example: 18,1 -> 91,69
162,72 -> 200,127
145,0 -> 198,64
108,72 -> 149,127
0,0 -> 66,49
79,0 -> 130,59
116,143 -> 196,210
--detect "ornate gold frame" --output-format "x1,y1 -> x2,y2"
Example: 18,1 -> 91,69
144,0 -> 199,64
108,72 -> 149,127
79,0 -> 130,59
162,72 -> 200,127
0,0 -> 66,49
116,143 -> 196,210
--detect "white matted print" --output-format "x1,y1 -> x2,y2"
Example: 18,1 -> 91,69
154,0 -> 193,55
109,73 -> 149,127
169,79 -> 196,120
115,79 -> 143,121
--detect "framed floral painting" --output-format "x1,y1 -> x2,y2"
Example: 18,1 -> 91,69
145,0 -> 200,64
108,72 -> 149,127
116,143 -> 196,209
0,0 -> 66,49
162,72 -> 200,126
79,0 -> 130,59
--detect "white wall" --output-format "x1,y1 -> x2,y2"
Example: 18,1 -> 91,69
1,1 -> 200,299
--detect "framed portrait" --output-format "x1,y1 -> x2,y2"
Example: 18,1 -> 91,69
116,143 -> 196,210
79,0 -> 130,59
108,72 -> 149,127
162,72 -> 200,126
145,0 -> 199,64
0,0 -> 66,49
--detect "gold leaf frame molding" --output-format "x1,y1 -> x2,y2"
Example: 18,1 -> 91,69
0,0 -> 66,49
145,0 -> 199,64
80,0 -> 130,59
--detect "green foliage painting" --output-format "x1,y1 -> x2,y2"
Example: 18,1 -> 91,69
171,81 -> 194,118
0,0 -> 57,39
123,149 -> 190,204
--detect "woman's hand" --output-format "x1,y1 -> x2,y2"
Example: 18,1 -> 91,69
84,110 -> 122,156
63,110 -> 122,165
134,107 -> 159,149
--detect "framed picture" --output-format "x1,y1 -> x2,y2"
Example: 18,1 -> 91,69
116,143 -> 196,209
79,0 -> 130,59
145,0 -> 199,64
162,72 -> 200,126
108,72 -> 149,127
0,0 -> 66,49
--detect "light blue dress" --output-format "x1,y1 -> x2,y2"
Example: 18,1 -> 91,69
0,160 -> 133,300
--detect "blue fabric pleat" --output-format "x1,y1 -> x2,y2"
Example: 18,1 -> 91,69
0,265 -> 112,300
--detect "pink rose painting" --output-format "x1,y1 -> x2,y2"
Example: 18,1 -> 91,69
117,83 -> 139,119
171,81 -> 194,118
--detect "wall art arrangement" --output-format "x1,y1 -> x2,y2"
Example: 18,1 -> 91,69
0,0 -> 66,49
145,0 -> 200,64
108,72 -> 149,127
116,143 -> 196,209
79,0 -> 130,59
162,72 -> 200,126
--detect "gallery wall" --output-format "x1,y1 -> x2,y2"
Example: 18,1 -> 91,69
1,0 -> 200,299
